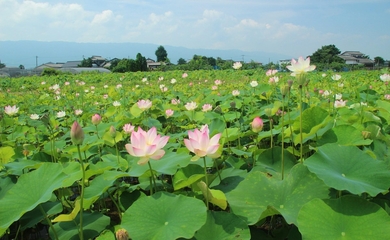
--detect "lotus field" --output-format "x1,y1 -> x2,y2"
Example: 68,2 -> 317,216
1,58 -> 390,239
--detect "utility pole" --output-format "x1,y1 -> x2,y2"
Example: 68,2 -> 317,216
242,55 -> 245,63
36,56 -> 38,67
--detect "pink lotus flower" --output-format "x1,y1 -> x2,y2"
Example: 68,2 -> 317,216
385,94 -> 390,100
74,109 -> 83,116
165,109 -> 174,118
266,69 -> 278,76
211,85 -> 218,90
334,99 -> 347,108
202,104 -> 212,112
4,105 -> 19,116
125,127 -> 170,165
232,90 -> 240,96
182,73 -> 188,78
251,117 -> 263,133
286,57 -> 316,76
184,125 -> 221,161
171,99 -> 180,105
91,114 -> 102,125
185,101 -> 198,110
123,123 -> 135,134
214,80 -> 222,85
137,99 -> 152,110
331,74 -> 341,81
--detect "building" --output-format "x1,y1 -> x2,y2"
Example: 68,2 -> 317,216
338,51 -> 375,68
146,58 -> 162,70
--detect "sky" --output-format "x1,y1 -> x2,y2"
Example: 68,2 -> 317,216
1,0 -> 390,61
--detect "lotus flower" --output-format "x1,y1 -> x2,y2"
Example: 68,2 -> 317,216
123,123 -> 135,134
185,101 -> 198,111
286,57 -> 316,77
125,127 -> 170,165
4,105 -> 19,116
137,99 -> 152,110
334,99 -> 347,108
165,109 -> 174,118
233,62 -> 242,70
184,124 -> 221,161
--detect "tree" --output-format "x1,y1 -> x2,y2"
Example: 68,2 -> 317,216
19,65 -> 25,69
79,57 -> 92,67
177,58 -> 186,65
309,44 -> 345,70
0,62 -> 5,68
374,56 -> 385,66
155,45 -> 168,62
135,53 -> 147,71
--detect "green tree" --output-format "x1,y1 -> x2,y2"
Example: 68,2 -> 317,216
135,53 -> 147,71
109,59 -> 120,70
0,62 -> 5,68
78,57 -> 92,67
374,56 -> 385,66
155,45 -> 168,62
207,57 -> 216,67
19,65 -> 25,69
177,58 -> 186,65
310,44 -> 345,70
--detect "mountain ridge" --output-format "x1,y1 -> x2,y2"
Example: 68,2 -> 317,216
0,40 -> 292,69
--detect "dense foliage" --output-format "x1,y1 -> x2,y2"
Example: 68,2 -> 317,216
0,67 -> 390,239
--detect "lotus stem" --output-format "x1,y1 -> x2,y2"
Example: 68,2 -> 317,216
77,145 -> 85,240
148,161 -> 157,194
203,157 -> 209,209
39,204 -> 59,240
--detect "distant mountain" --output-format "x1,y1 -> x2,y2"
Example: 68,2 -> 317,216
0,40 -> 291,69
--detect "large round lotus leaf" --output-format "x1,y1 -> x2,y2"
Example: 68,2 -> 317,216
50,212 -> 110,240
227,164 -> 329,225
121,192 -> 207,240
304,143 -> 390,196
194,211 -> 250,240
297,195 -> 390,239
0,162 -> 81,236
318,125 -> 372,146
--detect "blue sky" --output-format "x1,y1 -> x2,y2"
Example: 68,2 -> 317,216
1,0 -> 389,60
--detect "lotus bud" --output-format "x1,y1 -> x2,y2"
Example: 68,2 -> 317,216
91,114 -> 102,125
230,101 -> 236,109
280,84 -> 289,96
251,117 -> 263,133
109,125 -> 116,138
115,229 -> 129,240
70,121 -> 84,145
265,108 -> 272,117
287,79 -> 293,88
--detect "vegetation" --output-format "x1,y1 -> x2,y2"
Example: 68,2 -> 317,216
1,67 -> 390,239
309,44 -> 346,71
155,45 -> 168,62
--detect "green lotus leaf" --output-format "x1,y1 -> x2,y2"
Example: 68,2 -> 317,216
0,162 -> 81,236
318,125 -> 372,146
50,212 -> 110,240
304,143 -> 390,196
121,192 -> 207,240
127,150 -> 192,176
297,195 -> 390,239
227,164 -> 329,225
194,211 -> 250,240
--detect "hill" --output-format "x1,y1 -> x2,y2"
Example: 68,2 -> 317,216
0,40 -> 291,69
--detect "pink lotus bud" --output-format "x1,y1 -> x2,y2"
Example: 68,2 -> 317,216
115,229 -> 129,240
251,117 -> 263,133
70,121 -> 84,145
91,114 -> 102,125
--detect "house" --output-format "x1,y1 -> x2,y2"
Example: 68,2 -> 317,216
35,62 -> 64,70
338,51 -> 375,67
146,58 -> 162,70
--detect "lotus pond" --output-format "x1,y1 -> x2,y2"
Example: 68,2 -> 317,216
1,67 -> 390,240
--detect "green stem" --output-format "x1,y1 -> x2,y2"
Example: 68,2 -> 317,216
281,97 -> 285,180
213,158 -> 222,182
114,138 -> 120,165
203,157 -> 209,209
39,204 -> 59,240
148,161 -> 157,194
299,86 -> 303,163
77,145 -> 85,240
